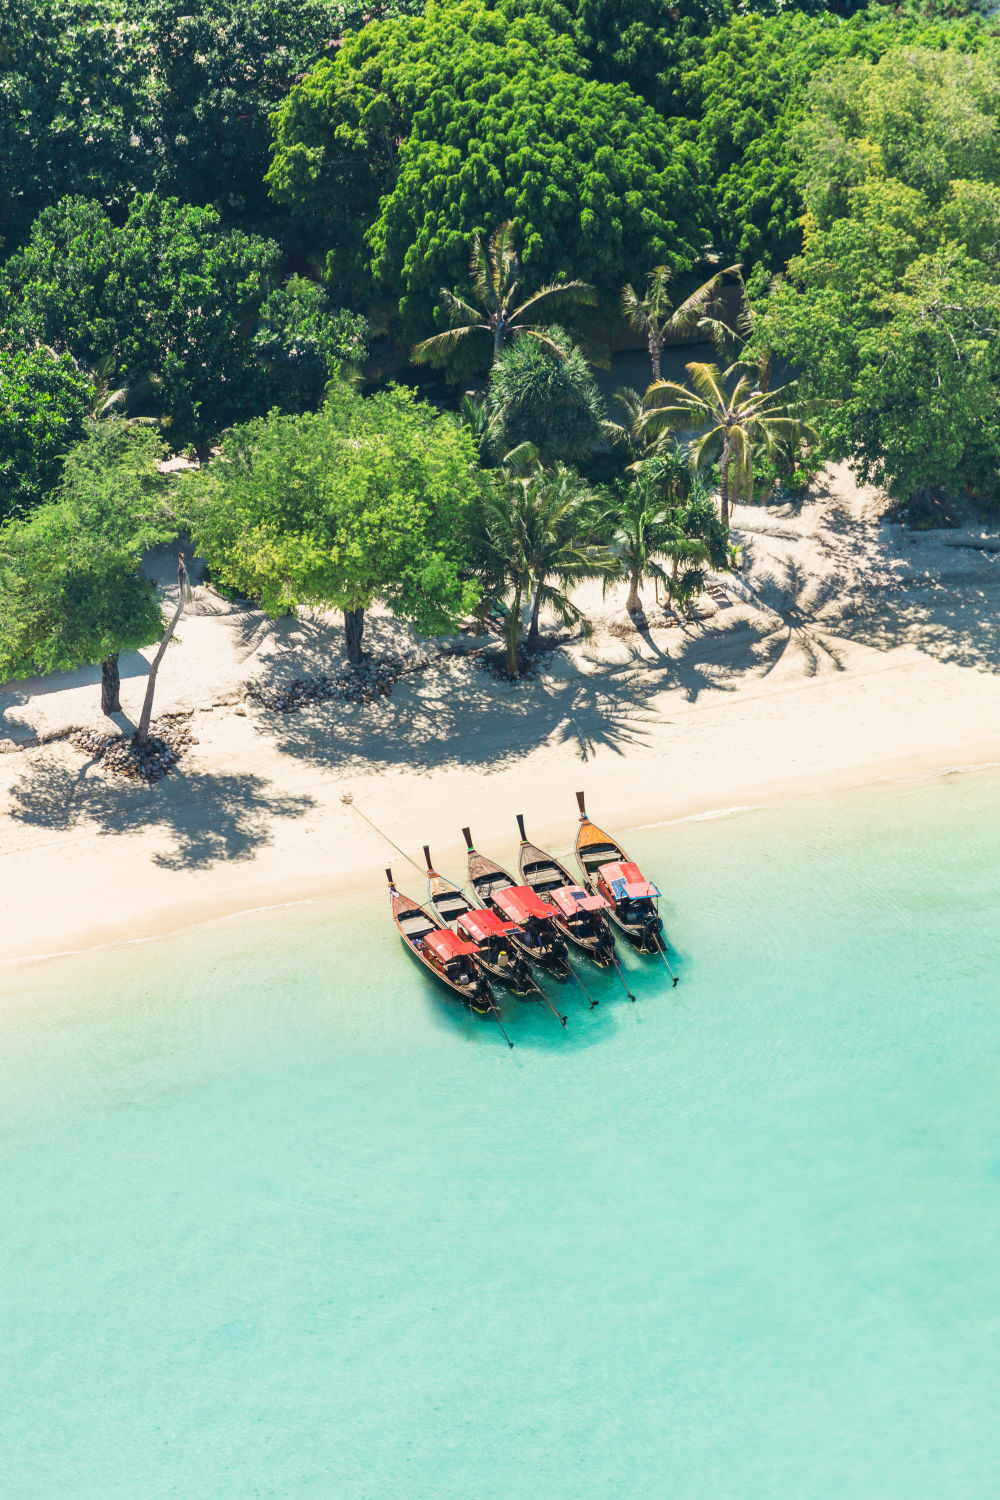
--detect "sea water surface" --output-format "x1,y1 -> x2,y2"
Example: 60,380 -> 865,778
2,770 -> 999,1499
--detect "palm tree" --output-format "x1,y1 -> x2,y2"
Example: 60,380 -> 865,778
660,485 -> 735,615
602,469 -> 675,616
412,222 -> 597,368
603,469 -> 733,618
621,264 -> 740,383
478,463 -> 611,676
639,362 -> 817,523
605,387 -> 682,475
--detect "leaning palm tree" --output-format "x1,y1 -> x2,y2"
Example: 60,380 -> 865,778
622,264 -> 740,383
412,222 -> 597,368
639,363 -> 817,523
477,463 -> 611,675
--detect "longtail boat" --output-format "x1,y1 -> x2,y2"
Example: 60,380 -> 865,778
573,793 -> 666,955
514,814 -> 616,967
386,868 -> 496,1017
422,846 -> 538,997
462,827 -> 571,978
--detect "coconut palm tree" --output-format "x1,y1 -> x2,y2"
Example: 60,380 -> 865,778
639,362 -> 817,523
660,485 -> 735,615
603,468 -> 733,618
477,462 -> 611,676
412,222 -> 597,368
605,387 -> 681,475
621,264 -> 740,383
602,468 -> 675,616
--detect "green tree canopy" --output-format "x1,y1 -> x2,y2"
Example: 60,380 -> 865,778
267,0 -> 706,337
760,34 -> 1000,508
0,422 -> 174,710
253,277 -> 370,413
0,347 -> 91,521
183,384 -> 481,661
0,0 -> 424,251
487,329 -> 608,465
1,195 -> 280,444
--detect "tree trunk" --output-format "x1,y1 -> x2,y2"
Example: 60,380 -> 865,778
649,331 -> 662,384
135,598 -> 184,746
344,607 -> 365,665
135,557 -> 190,746
718,440 -> 732,525
100,652 -> 121,716
626,570 -> 643,614
526,577 -> 542,649
505,585 -> 522,678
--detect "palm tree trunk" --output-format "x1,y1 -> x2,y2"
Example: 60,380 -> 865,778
505,585 -> 522,678
527,576 -> 542,649
100,652 -> 121,715
344,607 -> 365,665
745,449 -> 754,508
626,570 -> 643,614
718,440 -> 733,525
649,331 -> 662,384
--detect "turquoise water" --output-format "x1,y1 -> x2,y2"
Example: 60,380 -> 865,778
2,771 -> 999,1498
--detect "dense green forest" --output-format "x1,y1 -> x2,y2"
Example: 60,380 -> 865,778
2,0 -> 998,686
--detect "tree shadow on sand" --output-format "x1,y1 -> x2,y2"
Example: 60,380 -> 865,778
7,753 -> 316,871
738,503 -> 1000,676
240,620 -> 754,778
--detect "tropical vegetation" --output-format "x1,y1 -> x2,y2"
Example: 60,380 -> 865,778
3,0 -> 1000,720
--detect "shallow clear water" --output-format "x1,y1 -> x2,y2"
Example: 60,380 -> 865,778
2,771 -> 999,1499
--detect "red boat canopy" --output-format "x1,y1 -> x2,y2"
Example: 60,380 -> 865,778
457,908 -> 514,943
493,885 -> 558,923
598,861 -> 660,901
422,929 -> 478,964
550,883 -> 610,917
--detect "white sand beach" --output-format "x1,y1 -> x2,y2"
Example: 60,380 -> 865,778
3,463 -> 1000,967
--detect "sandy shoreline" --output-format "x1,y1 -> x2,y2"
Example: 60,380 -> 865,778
3,750 -> 995,972
3,465 -> 1000,971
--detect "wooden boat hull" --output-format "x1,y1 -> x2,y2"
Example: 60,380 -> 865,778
516,833 -> 616,967
574,814 -> 665,955
426,870 -> 538,997
398,934 -> 496,1014
465,839 -> 571,978
389,885 -> 496,1014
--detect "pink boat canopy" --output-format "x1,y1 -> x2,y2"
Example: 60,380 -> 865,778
422,929 -> 478,964
457,909 -> 514,943
597,861 -> 660,902
550,884 -> 610,917
493,885 -> 558,924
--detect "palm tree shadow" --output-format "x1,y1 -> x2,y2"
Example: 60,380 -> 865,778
7,754 -> 316,871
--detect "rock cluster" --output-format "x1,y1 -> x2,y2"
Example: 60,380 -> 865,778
245,654 -> 430,713
71,719 -> 197,783
476,645 -> 542,683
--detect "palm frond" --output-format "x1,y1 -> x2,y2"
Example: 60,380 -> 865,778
439,289 -> 487,328
684,362 -> 730,411
511,279 -> 597,323
411,324 -> 484,365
